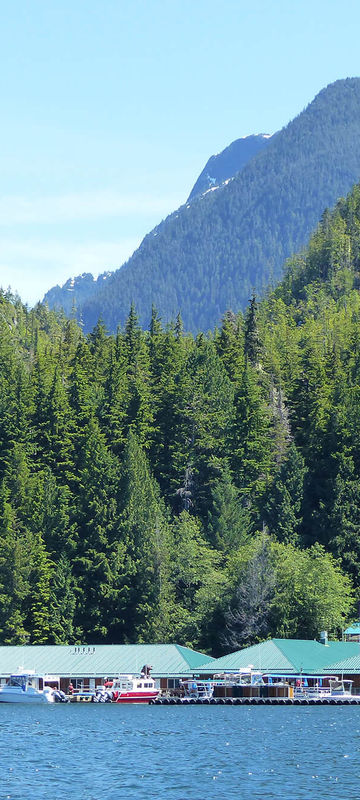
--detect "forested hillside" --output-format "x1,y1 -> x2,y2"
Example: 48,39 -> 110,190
5,180 -> 360,651
45,77 -> 360,334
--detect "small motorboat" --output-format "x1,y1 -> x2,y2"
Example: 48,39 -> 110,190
0,672 -> 57,703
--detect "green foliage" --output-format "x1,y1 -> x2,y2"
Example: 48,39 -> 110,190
0,483 -> 32,644
169,511 -> 225,650
225,536 -> 354,647
4,178 -> 360,653
49,556 -> 77,644
270,541 -> 354,639
118,432 -> 174,643
224,536 -> 276,648
207,465 -> 251,552
28,534 -> 54,644
263,443 -> 306,544
244,293 -> 261,367
230,361 -> 272,500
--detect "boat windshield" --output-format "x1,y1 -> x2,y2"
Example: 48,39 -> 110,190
8,676 -> 27,688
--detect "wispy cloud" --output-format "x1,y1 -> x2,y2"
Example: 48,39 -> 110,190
0,190 -> 183,225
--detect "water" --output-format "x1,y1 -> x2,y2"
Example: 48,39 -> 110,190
0,704 -> 360,799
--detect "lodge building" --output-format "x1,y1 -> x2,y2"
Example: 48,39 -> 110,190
0,643 -> 213,693
193,636 -> 360,693
1,636 -> 360,692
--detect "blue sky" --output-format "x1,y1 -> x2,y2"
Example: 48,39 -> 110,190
1,0 -> 360,305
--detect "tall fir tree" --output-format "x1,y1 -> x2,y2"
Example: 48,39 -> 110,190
263,442 -> 306,544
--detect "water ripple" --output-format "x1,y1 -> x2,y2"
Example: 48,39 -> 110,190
0,705 -> 359,799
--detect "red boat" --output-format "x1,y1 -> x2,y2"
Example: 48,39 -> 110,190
97,665 -> 159,704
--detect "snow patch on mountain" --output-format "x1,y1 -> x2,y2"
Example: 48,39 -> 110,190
188,133 -> 273,202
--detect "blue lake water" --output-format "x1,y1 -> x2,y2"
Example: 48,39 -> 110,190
0,704 -> 360,799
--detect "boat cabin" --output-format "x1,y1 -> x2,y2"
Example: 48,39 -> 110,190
106,675 -> 156,693
5,673 -> 60,691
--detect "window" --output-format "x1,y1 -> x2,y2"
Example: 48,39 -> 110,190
9,677 -> 23,687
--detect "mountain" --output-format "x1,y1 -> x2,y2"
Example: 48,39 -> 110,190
44,77 -> 360,333
44,271 -> 112,317
187,133 -> 273,201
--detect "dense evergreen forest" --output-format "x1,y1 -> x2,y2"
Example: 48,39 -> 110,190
45,78 -> 360,335
7,181 -> 360,652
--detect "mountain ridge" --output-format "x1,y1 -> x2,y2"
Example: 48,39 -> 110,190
44,271 -> 113,317
44,77 -> 360,333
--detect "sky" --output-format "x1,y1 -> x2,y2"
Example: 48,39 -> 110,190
2,0 -> 360,305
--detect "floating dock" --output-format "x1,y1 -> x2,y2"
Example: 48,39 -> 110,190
150,696 -> 360,706
68,694 -> 94,702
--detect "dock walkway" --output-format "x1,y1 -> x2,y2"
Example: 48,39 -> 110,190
150,696 -> 360,706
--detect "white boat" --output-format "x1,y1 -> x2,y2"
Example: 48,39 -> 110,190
0,672 -> 57,703
293,676 -> 353,699
328,678 -> 353,697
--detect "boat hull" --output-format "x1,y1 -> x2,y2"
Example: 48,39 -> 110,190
0,691 -> 52,703
115,692 -> 159,704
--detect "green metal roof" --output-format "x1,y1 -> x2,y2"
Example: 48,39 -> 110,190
175,645 -> 214,669
194,639 -> 360,676
0,643 -> 214,679
195,640 -> 295,674
344,623 -> 360,635
320,648 -> 360,675
275,640 -> 359,673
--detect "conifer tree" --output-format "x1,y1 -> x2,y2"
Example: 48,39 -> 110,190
0,483 -> 32,644
147,321 -> 190,501
35,468 -> 77,559
46,367 -> 74,484
123,305 -> 154,447
327,454 -> 360,582
73,420 -> 123,640
30,353 -> 50,466
244,292 -> 261,367
169,511 -> 224,648
230,361 -> 272,502
100,349 -> 130,456
28,533 -> 54,644
50,555 -> 77,644
216,309 -> 244,380
263,443 -> 306,544
207,465 -> 251,551
118,432 -> 173,642
178,337 -> 235,520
